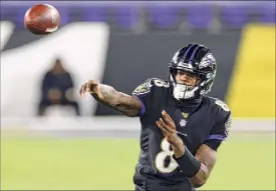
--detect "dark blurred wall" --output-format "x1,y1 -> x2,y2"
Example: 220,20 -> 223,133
3,30 -> 242,116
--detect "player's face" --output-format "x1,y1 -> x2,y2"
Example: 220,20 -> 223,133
175,70 -> 200,87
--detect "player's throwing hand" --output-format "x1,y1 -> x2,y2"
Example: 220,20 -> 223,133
79,80 -> 104,100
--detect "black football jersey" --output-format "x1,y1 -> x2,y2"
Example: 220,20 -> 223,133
132,78 -> 232,187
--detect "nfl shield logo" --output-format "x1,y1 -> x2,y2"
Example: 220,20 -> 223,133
179,119 -> 187,127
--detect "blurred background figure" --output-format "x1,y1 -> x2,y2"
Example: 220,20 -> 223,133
37,58 -> 80,116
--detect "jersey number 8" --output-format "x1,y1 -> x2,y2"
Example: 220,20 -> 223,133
155,138 -> 178,174
215,100 -> 230,112
153,79 -> 170,88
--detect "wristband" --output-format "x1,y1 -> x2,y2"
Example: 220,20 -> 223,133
173,147 -> 201,178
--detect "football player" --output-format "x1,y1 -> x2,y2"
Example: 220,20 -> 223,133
80,43 -> 232,191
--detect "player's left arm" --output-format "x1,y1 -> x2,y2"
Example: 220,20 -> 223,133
187,144 -> 217,187
157,108 -> 231,188
188,111 -> 232,187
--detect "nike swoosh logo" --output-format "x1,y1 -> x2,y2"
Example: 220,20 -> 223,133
176,131 -> 187,137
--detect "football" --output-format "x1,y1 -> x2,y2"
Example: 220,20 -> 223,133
24,4 -> 60,35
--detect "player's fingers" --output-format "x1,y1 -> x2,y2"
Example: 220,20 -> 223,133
156,121 -> 169,135
161,110 -> 176,129
162,110 -> 173,122
93,84 -> 105,100
158,126 -> 168,138
160,112 -> 174,129
86,81 -> 105,100
162,110 -> 174,124
83,80 -> 94,89
80,80 -> 102,98
84,82 -> 93,92
85,80 -> 99,93
159,118 -> 175,134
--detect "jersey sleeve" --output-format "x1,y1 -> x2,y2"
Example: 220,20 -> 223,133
204,101 -> 232,151
132,78 -> 153,117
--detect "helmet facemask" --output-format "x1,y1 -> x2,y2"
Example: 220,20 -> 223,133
169,69 -> 202,100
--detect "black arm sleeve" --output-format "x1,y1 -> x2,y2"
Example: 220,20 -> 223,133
204,111 -> 232,151
132,79 -> 153,117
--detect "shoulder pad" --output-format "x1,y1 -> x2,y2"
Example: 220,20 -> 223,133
132,79 -> 152,95
213,98 -> 230,112
224,113 -> 232,136
206,96 -> 231,116
149,78 -> 170,88
209,97 -> 232,135
133,78 -> 169,96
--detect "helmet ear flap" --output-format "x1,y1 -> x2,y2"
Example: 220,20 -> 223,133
170,68 -> 177,75
169,68 -> 178,83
